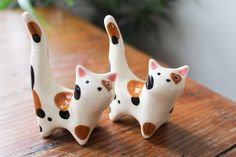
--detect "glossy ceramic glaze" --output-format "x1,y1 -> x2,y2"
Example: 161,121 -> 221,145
104,15 -> 190,139
22,12 -> 116,145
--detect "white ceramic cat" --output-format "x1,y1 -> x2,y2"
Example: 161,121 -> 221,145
22,12 -> 116,145
104,15 -> 190,139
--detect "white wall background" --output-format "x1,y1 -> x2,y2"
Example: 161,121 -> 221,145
143,0 -> 236,102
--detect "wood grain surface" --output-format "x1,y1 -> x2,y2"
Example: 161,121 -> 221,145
0,8 -> 235,157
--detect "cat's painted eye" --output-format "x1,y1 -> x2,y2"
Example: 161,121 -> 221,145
157,72 -> 161,75
85,80 -> 89,84
74,84 -> 81,100
166,79 -> 171,82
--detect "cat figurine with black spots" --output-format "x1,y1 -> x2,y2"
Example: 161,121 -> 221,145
104,15 -> 190,139
22,12 -> 116,145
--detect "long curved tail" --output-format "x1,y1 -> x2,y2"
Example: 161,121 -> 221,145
104,15 -> 136,79
22,12 -> 63,94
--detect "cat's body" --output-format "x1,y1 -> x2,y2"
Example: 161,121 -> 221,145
104,15 -> 189,138
22,12 -> 116,145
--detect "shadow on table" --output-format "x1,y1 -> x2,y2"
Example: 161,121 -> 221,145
99,116 -> 215,156
148,122 -> 214,156
35,117 -> 214,156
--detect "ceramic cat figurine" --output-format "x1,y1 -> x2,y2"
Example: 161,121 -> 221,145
104,15 -> 190,139
22,12 -> 116,145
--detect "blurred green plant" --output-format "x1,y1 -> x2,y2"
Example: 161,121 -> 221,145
87,0 -> 174,44
0,0 -> 76,25
0,0 -> 173,45
0,0 -> 74,9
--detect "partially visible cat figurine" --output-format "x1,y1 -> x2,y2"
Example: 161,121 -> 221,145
104,15 -> 190,139
22,12 -> 116,145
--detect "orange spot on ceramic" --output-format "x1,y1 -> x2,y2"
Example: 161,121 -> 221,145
75,125 -> 90,140
32,90 -> 41,111
143,122 -> 156,136
107,22 -> 120,39
102,80 -> 112,91
170,73 -> 182,84
127,80 -> 145,97
27,21 -> 42,36
54,92 -> 73,111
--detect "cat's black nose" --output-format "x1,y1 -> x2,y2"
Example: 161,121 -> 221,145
97,87 -> 102,91
166,79 -> 171,82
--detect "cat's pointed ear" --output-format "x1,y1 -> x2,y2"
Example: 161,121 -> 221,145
76,65 -> 87,78
177,65 -> 190,78
106,72 -> 117,83
148,59 -> 161,72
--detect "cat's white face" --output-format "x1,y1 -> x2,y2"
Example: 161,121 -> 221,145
146,59 -> 189,98
72,65 -> 116,112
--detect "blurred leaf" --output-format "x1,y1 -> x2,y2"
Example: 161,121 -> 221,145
0,0 -> 15,9
65,0 -> 74,6
17,0 -> 47,26
87,0 -> 174,45
18,0 -> 35,16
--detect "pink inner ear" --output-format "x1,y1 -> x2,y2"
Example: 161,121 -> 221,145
151,61 -> 157,70
108,74 -> 116,82
179,68 -> 188,76
78,67 -> 86,77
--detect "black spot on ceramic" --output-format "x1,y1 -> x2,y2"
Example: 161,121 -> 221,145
131,97 -> 140,106
39,125 -> 42,132
59,110 -> 70,119
166,79 -> 171,82
74,84 -> 81,100
157,72 -> 161,75
114,94 -> 116,100
48,117 -> 52,121
32,34 -> 41,43
85,80 -> 89,84
146,75 -> 154,90
36,108 -> 45,118
111,36 -> 118,45
118,100 -> 121,104
97,87 -> 102,91
31,65 -> 35,90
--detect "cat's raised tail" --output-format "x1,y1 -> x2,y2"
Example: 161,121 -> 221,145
104,15 -> 136,79
22,12 -> 63,93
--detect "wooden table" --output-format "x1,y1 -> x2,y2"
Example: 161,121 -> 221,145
0,8 -> 235,157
